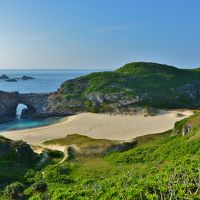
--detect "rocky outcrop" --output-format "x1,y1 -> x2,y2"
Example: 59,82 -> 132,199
182,124 -> 193,136
6,78 -> 18,82
85,92 -> 145,107
20,76 -> 35,80
19,93 -> 51,118
4,76 -> 35,82
0,91 -> 19,122
0,136 -> 37,161
0,74 -> 9,79
0,91 -> 64,122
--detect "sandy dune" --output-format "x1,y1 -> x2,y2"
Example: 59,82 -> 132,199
2,110 -> 193,146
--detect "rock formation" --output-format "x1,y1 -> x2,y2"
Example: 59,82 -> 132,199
0,91 -> 19,122
20,76 -> 35,80
0,91 -> 64,123
6,78 -> 18,82
0,74 -> 9,79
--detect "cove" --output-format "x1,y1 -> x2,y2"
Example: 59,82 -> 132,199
0,117 -> 61,132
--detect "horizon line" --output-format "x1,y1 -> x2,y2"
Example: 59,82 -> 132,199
0,68 -> 111,71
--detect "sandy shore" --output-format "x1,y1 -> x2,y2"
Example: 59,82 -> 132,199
2,110 -> 193,146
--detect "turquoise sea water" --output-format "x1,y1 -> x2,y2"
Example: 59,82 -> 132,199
0,117 -> 62,132
0,69 -> 96,132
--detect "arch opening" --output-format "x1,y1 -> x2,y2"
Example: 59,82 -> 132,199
16,103 -> 28,119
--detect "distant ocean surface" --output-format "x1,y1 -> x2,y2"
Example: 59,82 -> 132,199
0,69 -> 98,132
0,69 -> 97,93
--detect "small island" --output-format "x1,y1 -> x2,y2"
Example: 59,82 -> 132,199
3,75 -> 35,82
20,75 -> 35,80
0,74 -> 9,80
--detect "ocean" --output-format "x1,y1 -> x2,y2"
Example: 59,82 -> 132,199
0,69 -> 97,132
0,69 -> 96,93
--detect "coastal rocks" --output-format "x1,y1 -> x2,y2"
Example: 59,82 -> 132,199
20,106 -> 36,119
0,74 -> 9,79
47,94 -> 84,115
0,90 -> 63,122
20,76 -> 34,80
3,75 -> 35,82
19,93 -> 52,118
19,92 -> 70,118
0,91 -> 19,122
6,78 -> 18,82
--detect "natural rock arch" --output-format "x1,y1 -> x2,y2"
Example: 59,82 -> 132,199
16,103 -> 36,119
0,91 -> 52,122
18,93 -> 51,118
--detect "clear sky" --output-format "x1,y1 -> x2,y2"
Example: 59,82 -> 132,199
0,0 -> 200,69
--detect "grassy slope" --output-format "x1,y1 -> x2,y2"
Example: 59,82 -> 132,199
43,134 -> 116,147
44,114 -> 200,199
55,62 -> 200,113
43,134 -> 136,158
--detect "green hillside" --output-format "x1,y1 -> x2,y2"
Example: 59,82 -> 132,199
49,62 -> 200,114
3,113 -> 200,199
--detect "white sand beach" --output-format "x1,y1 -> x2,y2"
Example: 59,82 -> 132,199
2,110 -> 193,146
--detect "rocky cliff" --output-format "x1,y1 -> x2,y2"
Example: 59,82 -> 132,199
0,91 -> 19,122
19,93 -> 52,118
0,91 -> 58,122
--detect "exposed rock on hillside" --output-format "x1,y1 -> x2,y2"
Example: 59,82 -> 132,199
0,91 -> 19,122
0,91 -> 61,122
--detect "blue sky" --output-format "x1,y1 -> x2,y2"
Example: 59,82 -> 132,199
0,0 -> 200,69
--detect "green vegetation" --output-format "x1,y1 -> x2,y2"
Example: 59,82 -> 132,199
0,137 -> 39,187
43,134 -> 116,147
3,113 -> 200,199
43,134 -> 135,158
50,62 -> 200,114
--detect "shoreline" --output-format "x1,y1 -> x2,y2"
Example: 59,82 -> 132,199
2,109 -> 193,148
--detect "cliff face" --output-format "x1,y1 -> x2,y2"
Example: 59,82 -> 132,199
0,91 -> 19,114
0,91 -> 57,122
19,93 -> 54,118
0,91 -> 19,122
